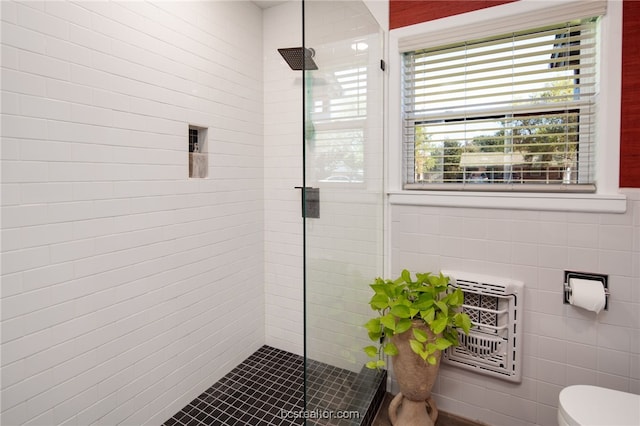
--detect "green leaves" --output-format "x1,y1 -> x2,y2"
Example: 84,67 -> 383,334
395,318 -> 412,334
448,287 -> 464,306
383,343 -> 399,356
363,341 -> 398,370
407,334 -> 449,364
434,301 -> 448,317
420,308 -> 435,323
430,315 -> 448,334
364,318 -> 382,341
435,337 -> 453,350
369,294 -> 389,310
390,304 -> 411,318
366,359 -> 385,369
370,283 -> 388,295
364,318 -> 380,334
380,313 -> 396,331
412,327 -> 428,343
414,293 -> 435,310
409,339 -> 424,356
363,269 -> 473,368
364,345 -> 378,357
454,312 -> 473,334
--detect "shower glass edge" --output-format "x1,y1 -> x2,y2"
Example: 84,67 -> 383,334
302,1 -> 386,425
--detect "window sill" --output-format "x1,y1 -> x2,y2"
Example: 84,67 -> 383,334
388,190 -> 627,213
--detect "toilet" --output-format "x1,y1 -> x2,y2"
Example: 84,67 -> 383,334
558,385 -> 640,426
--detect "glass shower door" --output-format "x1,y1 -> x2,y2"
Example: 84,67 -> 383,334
302,1 -> 386,423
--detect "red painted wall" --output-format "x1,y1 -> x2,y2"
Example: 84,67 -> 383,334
390,0 -> 514,30
620,0 -> 640,188
390,0 -> 640,189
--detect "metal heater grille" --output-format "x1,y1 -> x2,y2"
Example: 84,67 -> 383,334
442,271 -> 524,382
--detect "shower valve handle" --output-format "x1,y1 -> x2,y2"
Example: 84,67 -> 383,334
294,186 -> 320,219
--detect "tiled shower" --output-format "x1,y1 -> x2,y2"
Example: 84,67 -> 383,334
1,0 -> 387,424
2,1 -> 639,426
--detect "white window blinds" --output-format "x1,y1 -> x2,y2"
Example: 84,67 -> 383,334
402,17 -> 600,191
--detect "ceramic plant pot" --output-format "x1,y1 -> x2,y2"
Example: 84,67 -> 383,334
388,320 -> 441,426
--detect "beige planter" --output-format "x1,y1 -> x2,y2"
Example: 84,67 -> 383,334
388,320 -> 441,426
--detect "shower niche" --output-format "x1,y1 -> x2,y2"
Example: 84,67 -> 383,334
188,125 -> 207,178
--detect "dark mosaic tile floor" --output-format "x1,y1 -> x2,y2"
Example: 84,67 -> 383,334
163,345 -> 386,426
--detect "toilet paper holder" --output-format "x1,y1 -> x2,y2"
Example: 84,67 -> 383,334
563,271 -> 609,311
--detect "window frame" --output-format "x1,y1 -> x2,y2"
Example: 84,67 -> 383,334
387,0 -> 626,213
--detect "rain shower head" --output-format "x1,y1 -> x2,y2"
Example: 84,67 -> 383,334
278,47 -> 318,70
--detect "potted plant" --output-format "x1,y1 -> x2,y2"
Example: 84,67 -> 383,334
363,270 -> 472,425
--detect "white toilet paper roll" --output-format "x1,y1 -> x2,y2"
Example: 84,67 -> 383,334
569,278 -> 606,314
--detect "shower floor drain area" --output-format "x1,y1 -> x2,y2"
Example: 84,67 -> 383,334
163,346 -> 386,426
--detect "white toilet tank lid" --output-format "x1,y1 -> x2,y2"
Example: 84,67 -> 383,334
559,385 -> 640,426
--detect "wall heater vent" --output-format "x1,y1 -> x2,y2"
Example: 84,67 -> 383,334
442,271 -> 524,383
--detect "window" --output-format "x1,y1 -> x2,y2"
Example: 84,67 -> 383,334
311,63 -> 368,183
402,18 -> 599,192
314,128 -> 364,183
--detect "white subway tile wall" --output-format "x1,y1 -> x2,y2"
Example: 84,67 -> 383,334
1,1 -> 264,425
390,190 -> 640,426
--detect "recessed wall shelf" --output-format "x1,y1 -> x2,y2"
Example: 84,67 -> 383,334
189,125 -> 208,178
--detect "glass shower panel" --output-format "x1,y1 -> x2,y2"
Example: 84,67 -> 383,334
303,1 -> 386,423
